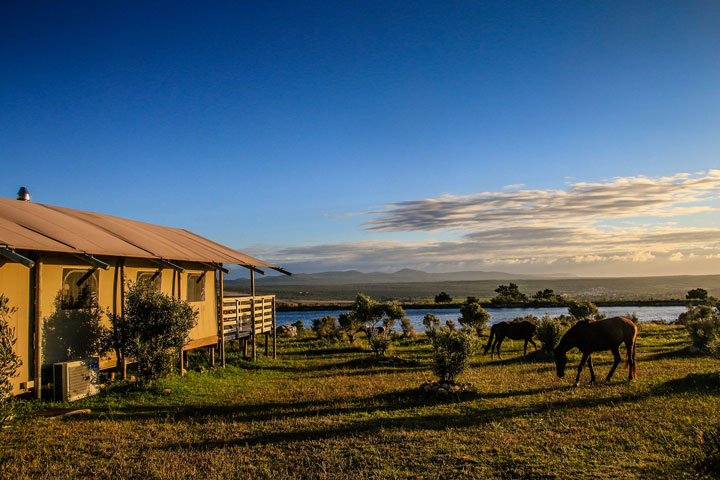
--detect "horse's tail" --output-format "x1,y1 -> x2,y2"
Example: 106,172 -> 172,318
483,325 -> 496,354
626,325 -> 638,379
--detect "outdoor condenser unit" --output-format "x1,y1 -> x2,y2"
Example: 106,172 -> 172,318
53,358 -> 100,402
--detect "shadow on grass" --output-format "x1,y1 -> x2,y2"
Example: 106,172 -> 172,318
152,388 -> 649,452
479,349 -> 549,366
644,346 -> 706,361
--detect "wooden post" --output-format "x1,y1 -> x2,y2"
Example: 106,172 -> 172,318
33,254 -> 43,399
272,296 -> 277,360
210,346 -> 215,366
263,297 -> 269,356
219,269 -> 225,368
250,271 -> 255,296
120,259 -> 127,380
180,350 -> 185,376
251,297 -> 256,361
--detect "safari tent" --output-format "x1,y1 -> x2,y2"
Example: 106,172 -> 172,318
0,192 -> 288,397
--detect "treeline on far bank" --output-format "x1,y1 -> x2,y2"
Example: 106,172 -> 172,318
276,283 -> 712,311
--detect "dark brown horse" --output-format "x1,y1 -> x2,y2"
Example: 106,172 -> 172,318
484,321 -> 538,359
554,316 -> 638,387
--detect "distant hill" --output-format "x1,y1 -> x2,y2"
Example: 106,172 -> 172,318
225,268 -> 574,288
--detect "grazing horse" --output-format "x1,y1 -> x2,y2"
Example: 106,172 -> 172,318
355,324 -> 386,340
554,316 -> 638,387
484,321 -> 538,360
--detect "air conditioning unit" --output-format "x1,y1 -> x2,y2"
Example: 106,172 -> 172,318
53,358 -> 100,402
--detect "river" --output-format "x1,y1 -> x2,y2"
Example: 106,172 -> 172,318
277,305 -> 686,332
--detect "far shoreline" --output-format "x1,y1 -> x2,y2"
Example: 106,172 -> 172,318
276,298 -> 690,312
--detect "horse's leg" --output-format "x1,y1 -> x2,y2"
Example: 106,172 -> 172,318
528,337 -> 538,351
523,339 -> 528,356
625,337 -> 636,381
587,355 -> 596,384
574,352 -> 590,387
605,347 -> 622,383
496,335 -> 504,360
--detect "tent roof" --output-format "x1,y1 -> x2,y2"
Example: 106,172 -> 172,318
0,197 -> 283,271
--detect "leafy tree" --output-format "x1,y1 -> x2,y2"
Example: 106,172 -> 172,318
368,331 -> 391,358
466,296 -> 480,304
349,294 -> 384,326
382,301 -> 405,330
687,288 -> 709,301
533,288 -> 556,300
458,300 -> 491,336
0,294 -> 21,426
434,292 -> 452,303
567,300 -> 602,321
108,281 -> 197,380
338,312 -> 362,343
431,327 -> 479,383
423,313 -> 441,337
492,283 -> 528,303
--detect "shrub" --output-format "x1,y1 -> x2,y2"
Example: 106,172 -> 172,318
312,315 -> 341,340
368,330 -> 391,358
446,319 -> 457,330
466,296 -> 480,304
291,320 -> 305,332
431,328 -> 479,382
0,294 -> 21,426
400,317 -> 415,338
423,313 -> 441,337
338,312 -> 362,343
435,292 -> 452,303
567,300 -> 602,321
687,288 -> 709,301
678,304 -> 720,351
536,315 -> 565,353
108,281 -> 197,380
459,301 -> 490,336
43,292 -> 107,363
695,425 -> 720,479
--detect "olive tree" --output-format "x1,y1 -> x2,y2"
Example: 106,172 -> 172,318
0,294 -> 21,425
109,281 -> 197,380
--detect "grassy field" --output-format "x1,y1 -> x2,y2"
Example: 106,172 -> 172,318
1,323 -> 718,479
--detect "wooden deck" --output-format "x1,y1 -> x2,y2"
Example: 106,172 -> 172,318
221,294 -> 276,341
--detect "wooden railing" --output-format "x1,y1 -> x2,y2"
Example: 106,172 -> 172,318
220,294 -> 276,341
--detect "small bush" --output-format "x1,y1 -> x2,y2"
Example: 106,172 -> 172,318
567,300 -> 603,321
678,305 -> 720,351
368,330 -> 391,358
291,320 -> 305,332
458,301 -> 491,336
513,314 -> 538,324
312,315 -> 341,340
446,319 -> 457,331
108,281 -> 197,381
400,317 -> 415,338
431,328 -> 479,382
423,313 -> 441,337
0,294 -> 21,426
695,425 -> 720,479
536,315 -> 565,353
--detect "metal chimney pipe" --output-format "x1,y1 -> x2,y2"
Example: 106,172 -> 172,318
17,187 -> 30,201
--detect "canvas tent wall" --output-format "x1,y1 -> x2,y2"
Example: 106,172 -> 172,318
0,196 -> 286,396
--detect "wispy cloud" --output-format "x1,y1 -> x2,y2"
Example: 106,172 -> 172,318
248,171 -> 720,274
362,171 -> 720,232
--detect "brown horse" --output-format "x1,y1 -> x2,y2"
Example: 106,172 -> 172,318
484,321 -> 538,360
554,316 -> 638,387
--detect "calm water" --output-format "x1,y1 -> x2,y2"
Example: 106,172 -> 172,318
277,305 -> 686,332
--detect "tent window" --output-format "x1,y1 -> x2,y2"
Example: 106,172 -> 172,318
137,271 -> 162,291
186,273 -> 205,302
62,268 -> 99,310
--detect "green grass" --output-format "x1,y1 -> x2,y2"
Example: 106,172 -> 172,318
2,324 -> 718,479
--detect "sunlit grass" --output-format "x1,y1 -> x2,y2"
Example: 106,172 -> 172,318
1,324 -> 718,479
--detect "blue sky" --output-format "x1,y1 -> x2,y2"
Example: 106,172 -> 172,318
2,2 -> 719,276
